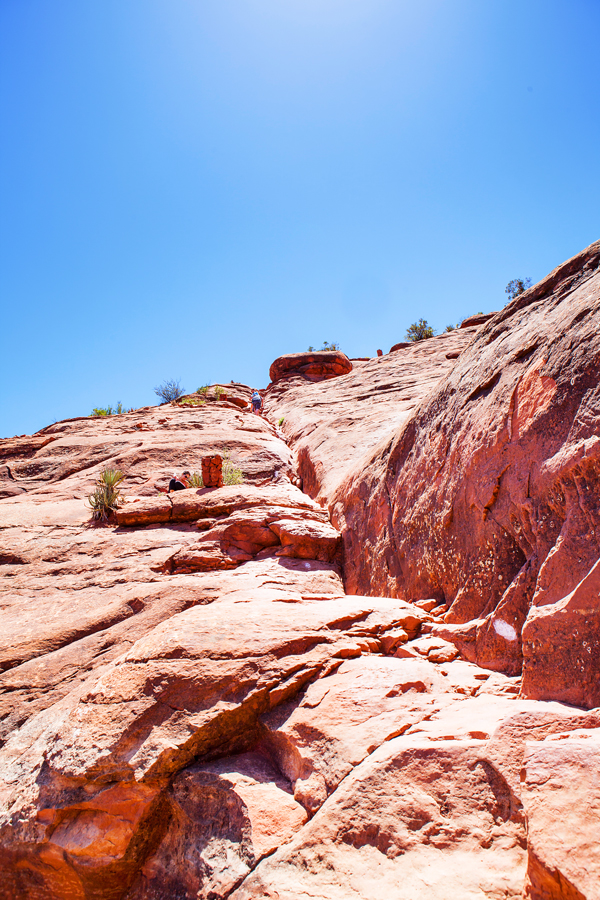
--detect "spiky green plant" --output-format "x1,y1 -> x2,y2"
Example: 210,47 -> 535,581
214,385 -> 225,400
187,472 -> 204,487
87,468 -> 125,521
91,401 -> 127,417
196,385 -> 209,395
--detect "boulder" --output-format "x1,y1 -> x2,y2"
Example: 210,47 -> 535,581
460,311 -> 497,327
269,351 -> 352,384
124,752 -> 307,900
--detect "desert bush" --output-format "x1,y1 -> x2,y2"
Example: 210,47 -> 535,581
178,398 -> 205,407
154,379 -> 185,404
444,324 -> 456,332
406,319 -> 435,342
196,385 -> 209,395
187,472 -> 204,487
91,401 -> 129,417
222,451 -> 243,486
505,278 -> 532,301
278,417 -> 285,426
87,468 -> 125,521
307,341 -> 340,352
214,385 -> 225,399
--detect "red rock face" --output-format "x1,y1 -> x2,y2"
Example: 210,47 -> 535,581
266,327 -> 478,504
268,241 -> 600,705
1,242 -> 600,899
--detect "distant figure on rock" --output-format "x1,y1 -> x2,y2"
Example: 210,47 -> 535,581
168,471 -> 190,492
251,390 -> 262,414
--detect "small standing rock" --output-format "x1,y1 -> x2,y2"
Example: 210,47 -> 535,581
201,454 -> 223,488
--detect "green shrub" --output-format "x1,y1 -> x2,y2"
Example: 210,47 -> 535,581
214,385 -> 225,400
91,402 -> 132,416
187,472 -> 204,487
444,324 -> 456,332
87,468 -> 125,521
222,451 -> 243,486
178,398 -> 205,407
505,278 -> 532,301
154,379 -> 185,404
406,319 -> 435,342
196,385 -> 209,395
278,417 -> 285,426
307,341 -> 340,352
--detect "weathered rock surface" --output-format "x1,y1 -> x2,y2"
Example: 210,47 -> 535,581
522,728 -> 600,899
266,327 -> 478,504
269,350 -> 353,384
1,241 -> 600,899
267,240 -> 600,706
232,698 -> 600,900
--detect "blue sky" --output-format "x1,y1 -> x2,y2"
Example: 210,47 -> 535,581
1,0 -> 599,437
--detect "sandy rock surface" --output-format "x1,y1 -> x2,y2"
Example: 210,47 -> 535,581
1,242 -> 600,899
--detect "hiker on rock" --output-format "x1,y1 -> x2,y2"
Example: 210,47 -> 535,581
251,390 -> 262,414
168,470 -> 190,492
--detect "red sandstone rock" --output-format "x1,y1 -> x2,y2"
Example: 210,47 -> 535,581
460,311 -> 497,327
201,452 -> 223,487
521,556 -> 600,708
2,240 -> 600,899
232,695 -> 600,900
269,350 -> 353,384
327,241 -> 600,697
266,327 -> 477,504
126,752 -> 308,899
521,729 -> 600,899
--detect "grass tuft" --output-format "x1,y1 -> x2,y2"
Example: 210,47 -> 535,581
222,450 -> 243,485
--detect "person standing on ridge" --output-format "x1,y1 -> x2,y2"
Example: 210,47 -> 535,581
251,391 -> 262,414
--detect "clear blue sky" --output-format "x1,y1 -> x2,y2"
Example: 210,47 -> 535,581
1,0 -> 599,437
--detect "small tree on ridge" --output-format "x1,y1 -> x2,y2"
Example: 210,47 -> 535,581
406,319 -> 435,342
154,378 -> 185,404
505,278 -> 532,302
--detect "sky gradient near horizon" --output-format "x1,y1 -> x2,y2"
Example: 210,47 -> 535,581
1,0 -> 599,437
